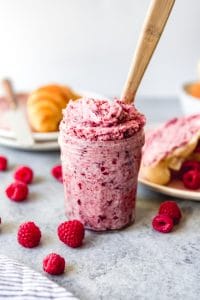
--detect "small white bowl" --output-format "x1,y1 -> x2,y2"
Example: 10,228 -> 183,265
179,82 -> 200,115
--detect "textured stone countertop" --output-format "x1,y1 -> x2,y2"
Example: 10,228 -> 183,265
0,98 -> 200,300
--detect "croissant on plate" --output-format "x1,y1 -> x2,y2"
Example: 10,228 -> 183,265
27,84 -> 80,132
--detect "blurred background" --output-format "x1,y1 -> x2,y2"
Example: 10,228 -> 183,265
0,0 -> 199,98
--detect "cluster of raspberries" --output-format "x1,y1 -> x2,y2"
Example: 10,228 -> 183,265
173,160 -> 200,190
0,156 -> 85,275
17,220 -> 85,275
0,155 -> 185,274
152,201 -> 182,233
0,155 -> 63,202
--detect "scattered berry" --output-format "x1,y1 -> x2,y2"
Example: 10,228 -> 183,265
51,165 -> 63,183
43,253 -> 65,275
17,221 -> 41,248
152,214 -> 174,233
183,170 -> 200,190
159,201 -> 182,224
57,220 -> 85,248
5,181 -> 29,202
179,160 -> 200,178
14,166 -> 34,184
0,156 -> 7,171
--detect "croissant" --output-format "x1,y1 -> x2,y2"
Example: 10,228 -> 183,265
27,84 -> 80,132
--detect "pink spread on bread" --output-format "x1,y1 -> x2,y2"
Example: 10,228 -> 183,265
141,114 -> 200,185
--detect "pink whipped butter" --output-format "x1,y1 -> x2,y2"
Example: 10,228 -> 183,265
143,114 -> 200,167
59,98 -> 145,230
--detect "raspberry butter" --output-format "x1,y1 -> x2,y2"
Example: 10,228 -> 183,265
59,98 -> 145,230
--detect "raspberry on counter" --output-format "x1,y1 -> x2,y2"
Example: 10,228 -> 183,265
0,156 -> 7,171
152,214 -> 174,233
5,181 -> 29,202
17,221 -> 41,248
43,253 -> 65,275
51,165 -> 63,183
159,201 -> 182,224
57,220 -> 85,248
14,166 -> 34,184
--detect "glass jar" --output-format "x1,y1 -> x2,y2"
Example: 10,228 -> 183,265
60,129 -> 144,231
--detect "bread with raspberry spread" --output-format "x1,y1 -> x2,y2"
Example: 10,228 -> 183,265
141,115 -> 200,185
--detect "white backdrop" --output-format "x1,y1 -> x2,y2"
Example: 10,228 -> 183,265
0,0 -> 199,97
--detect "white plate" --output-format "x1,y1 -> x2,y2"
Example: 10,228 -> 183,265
0,135 -> 60,151
0,128 -> 59,142
139,174 -> 200,201
139,123 -> 200,201
0,90 -> 105,151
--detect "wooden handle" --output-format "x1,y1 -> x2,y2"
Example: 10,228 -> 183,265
1,78 -> 17,109
121,0 -> 175,104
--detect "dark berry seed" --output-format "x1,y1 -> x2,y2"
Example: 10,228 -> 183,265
98,215 -> 106,221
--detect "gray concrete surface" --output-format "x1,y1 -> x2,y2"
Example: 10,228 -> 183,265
1,98 -> 199,300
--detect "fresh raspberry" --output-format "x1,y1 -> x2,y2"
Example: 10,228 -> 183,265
5,181 -> 29,202
17,221 -> 41,248
14,166 -> 34,184
179,160 -> 200,178
0,156 -> 7,171
182,170 -> 200,190
57,220 -> 85,248
43,253 -> 65,275
51,165 -> 63,183
152,214 -> 174,233
159,201 -> 182,225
